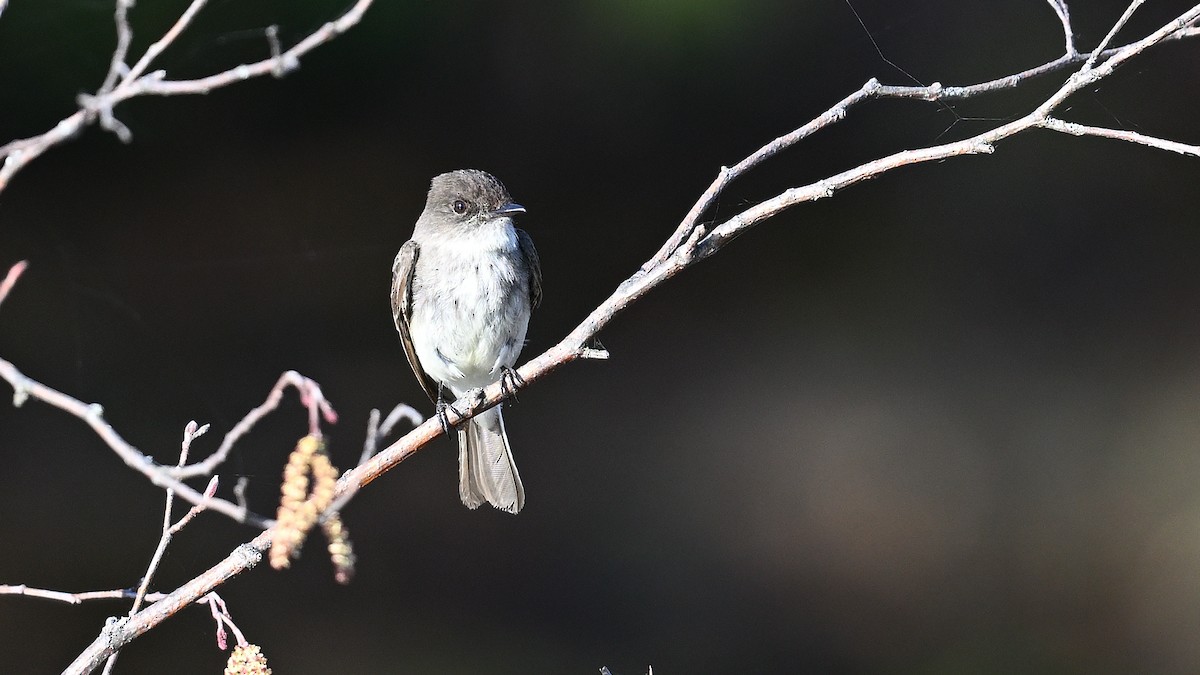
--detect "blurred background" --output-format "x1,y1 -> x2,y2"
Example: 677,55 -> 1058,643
2,0 -> 1200,673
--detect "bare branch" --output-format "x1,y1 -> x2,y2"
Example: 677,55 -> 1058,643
97,0 -> 134,96
131,467 -> 216,614
1041,117 -> 1200,157
670,2 -> 1200,264
1084,0 -> 1145,70
170,476 -> 219,535
358,404 -> 424,466
645,83 -> 873,272
0,357 -> 269,527
0,359 -> 345,528
62,533 -> 270,675
123,0 -> 210,85
11,3 -> 1198,671
265,25 -> 285,77
1045,0 -> 1077,55
0,260 -> 28,308
0,0 -> 375,195
200,592 -> 248,650
856,12 -> 1197,102
647,3 -> 1198,272
103,423 -> 219,672
348,1 -> 1200,492
169,370 -> 338,480
0,585 -> 166,605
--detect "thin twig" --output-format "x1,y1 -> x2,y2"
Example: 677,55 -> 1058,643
168,370 -> 338,479
0,585 -> 166,605
200,592 -> 248,649
265,25 -> 285,78
1084,0 -> 1145,70
647,4 -> 1199,274
0,353 -> 339,527
0,0 -> 375,195
97,0 -> 134,95
134,0 -> 372,95
325,403 -> 423,521
104,423 -> 217,673
667,3 -> 1200,265
63,533 -> 270,675
1040,117 -> 1200,156
123,0 -> 210,85
358,404 -> 424,466
1045,0 -> 1077,56
0,260 -> 28,308
0,357 -> 269,527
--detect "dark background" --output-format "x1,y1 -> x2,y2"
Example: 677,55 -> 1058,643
2,1 -> 1200,673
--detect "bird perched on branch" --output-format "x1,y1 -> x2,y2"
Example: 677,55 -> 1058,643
391,169 -> 541,514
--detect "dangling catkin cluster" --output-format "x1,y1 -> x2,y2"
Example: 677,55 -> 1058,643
268,435 -> 357,582
322,512 -> 357,585
224,644 -> 271,675
270,435 -> 337,569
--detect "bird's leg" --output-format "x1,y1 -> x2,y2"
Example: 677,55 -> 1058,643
435,382 -> 464,436
499,366 -> 525,401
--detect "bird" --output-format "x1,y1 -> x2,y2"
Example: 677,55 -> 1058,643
391,169 -> 541,514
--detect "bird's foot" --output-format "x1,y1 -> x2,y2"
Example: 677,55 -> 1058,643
499,366 -> 525,401
435,383 -> 465,436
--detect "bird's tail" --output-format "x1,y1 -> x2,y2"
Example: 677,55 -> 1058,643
458,406 -> 525,514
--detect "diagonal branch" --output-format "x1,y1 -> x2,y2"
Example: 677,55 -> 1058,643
0,585 -> 168,605
63,533 -> 270,675
97,0 -> 134,96
122,0 -> 210,85
0,260 -> 27,308
1084,0 -> 1145,71
24,2 -> 1200,672
0,356 -> 270,528
1045,0 -> 1077,56
645,5 -> 1198,273
1041,117 -> 1200,157
101,422 -> 217,675
0,0 -> 375,195
72,3 -> 1200,660
0,358 -> 344,528
167,371 -> 338,479
678,2 -> 1200,264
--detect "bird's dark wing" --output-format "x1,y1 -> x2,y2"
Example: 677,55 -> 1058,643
516,229 -> 542,309
391,240 -> 439,403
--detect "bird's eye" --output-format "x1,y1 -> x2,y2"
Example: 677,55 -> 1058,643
451,199 -> 468,214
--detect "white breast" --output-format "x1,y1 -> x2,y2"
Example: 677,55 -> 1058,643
409,220 -> 531,394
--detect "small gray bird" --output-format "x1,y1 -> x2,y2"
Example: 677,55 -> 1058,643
391,169 -> 541,514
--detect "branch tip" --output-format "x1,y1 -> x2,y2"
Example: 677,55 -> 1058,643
10,380 -> 29,407
0,260 -> 29,308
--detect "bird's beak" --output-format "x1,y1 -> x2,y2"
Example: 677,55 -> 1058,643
494,202 -> 526,216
